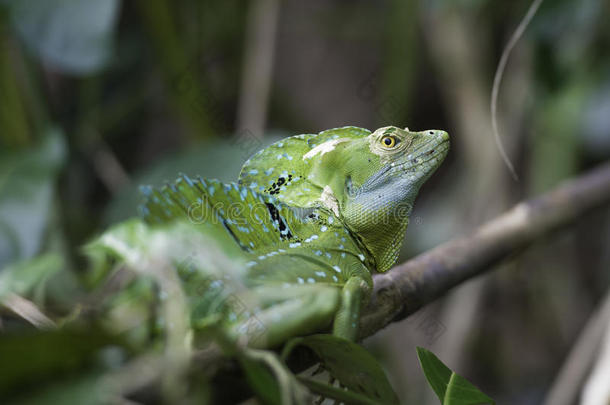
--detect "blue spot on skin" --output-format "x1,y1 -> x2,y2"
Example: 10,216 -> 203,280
326,253 -> 332,259
265,168 -> 274,175
320,225 -> 328,232
304,234 -> 319,243
297,277 -> 304,284
249,169 -> 259,175
332,275 -> 339,282
289,242 -> 302,248
277,142 -> 284,147
208,186 -> 215,196
307,278 -> 315,283
333,266 -> 341,273
315,250 -> 322,256
315,271 -> 326,277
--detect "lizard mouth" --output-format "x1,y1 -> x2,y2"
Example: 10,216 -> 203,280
399,137 -> 450,175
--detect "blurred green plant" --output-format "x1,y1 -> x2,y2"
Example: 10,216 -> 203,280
0,129 -> 66,268
417,347 -> 494,405
3,0 -> 120,75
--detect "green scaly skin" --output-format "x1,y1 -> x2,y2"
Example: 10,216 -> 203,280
94,126 -> 449,349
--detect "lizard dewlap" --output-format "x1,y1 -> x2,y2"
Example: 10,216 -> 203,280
100,126 -> 448,348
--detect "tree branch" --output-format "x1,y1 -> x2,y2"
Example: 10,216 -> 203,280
360,161 -> 610,339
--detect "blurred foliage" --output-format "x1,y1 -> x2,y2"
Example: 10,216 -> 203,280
4,0 -> 120,75
416,347 -> 494,405
0,130 -> 65,268
0,0 -> 608,403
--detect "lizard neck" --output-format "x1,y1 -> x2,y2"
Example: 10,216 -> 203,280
342,177 -> 418,272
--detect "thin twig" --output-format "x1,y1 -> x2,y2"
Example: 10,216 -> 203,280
543,290 -> 610,405
2,293 -> 56,330
490,0 -> 544,181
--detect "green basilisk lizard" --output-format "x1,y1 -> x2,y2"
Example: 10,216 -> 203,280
92,125 -> 448,349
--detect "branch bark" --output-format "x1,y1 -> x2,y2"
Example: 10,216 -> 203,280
360,161 -> 610,339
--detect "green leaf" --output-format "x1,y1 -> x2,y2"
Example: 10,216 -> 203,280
240,354 -> 283,405
4,0 -> 120,75
239,348 -> 311,405
11,371 -> 110,405
0,128 -> 66,268
297,376 -> 380,405
0,327 -> 123,397
282,334 -> 399,404
416,347 -> 495,405
0,252 -> 63,300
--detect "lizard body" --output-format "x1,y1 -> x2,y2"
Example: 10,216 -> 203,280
93,126 -> 449,349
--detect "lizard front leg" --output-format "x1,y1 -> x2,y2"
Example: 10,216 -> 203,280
332,276 -> 369,341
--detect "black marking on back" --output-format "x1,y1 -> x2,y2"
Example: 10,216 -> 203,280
265,174 -> 297,195
265,202 -> 293,240
221,219 -> 250,252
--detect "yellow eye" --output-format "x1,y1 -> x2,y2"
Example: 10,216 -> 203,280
381,136 -> 396,148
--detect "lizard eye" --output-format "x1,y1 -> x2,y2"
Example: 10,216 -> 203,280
381,136 -> 397,148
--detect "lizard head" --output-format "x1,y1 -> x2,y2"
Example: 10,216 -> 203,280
337,126 -> 450,272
